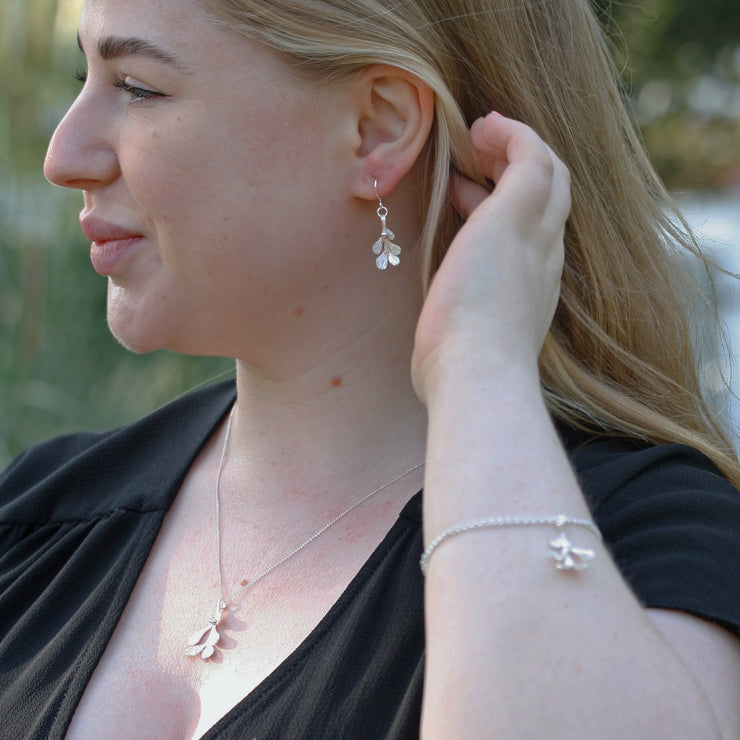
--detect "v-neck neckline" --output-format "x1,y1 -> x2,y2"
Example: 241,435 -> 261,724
75,379 -> 424,738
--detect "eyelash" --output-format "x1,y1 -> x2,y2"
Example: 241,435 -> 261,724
74,68 -> 165,103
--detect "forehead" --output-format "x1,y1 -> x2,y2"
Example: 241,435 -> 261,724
76,0 -> 277,86
76,0 -> 338,110
79,0 -> 214,52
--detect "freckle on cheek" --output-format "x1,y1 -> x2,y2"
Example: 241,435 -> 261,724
292,306 -> 304,317
240,578 -> 248,587
330,376 -> 342,388
321,285 -> 329,292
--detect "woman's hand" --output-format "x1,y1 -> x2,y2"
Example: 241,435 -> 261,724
411,112 -> 570,404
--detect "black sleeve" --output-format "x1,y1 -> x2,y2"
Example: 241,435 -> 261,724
568,435 -> 740,635
0,381 -> 236,740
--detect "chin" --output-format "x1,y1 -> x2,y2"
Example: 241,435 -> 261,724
105,285 -> 180,355
106,307 -> 170,355
108,322 -> 162,355
107,311 -> 223,358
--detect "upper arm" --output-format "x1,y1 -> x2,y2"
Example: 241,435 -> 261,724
648,608 -> 740,739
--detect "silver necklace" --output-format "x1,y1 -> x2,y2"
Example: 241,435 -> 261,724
185,404 -> 425,660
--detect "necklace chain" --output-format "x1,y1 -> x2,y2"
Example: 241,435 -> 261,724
185,403 -> 424,660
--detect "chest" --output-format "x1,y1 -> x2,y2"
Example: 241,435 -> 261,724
64,497 -> 395,739
65,594 -> 344,739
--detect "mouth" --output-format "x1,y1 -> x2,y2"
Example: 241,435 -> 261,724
80,213 -> 145,276
89,236 -> 145,275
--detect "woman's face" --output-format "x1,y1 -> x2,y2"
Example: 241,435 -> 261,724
44,0 -> 360,358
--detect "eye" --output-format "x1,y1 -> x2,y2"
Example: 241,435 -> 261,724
75,68 -> 88,84
113,75 -> 166,103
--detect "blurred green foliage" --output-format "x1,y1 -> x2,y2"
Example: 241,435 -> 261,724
1,0 -> 739,467
593,0 -> 740,74
592,0 -> 740,187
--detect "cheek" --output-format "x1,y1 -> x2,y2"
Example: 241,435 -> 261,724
119,96 -> 341,289
126,114 -> 275,213
121,129 -> 236,257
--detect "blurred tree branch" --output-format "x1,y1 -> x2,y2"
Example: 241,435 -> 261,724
592,0 -> 740,189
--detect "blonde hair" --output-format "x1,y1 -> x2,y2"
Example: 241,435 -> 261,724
202,0 -> 740,486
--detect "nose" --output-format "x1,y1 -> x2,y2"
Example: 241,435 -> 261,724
43,91 -> 119,190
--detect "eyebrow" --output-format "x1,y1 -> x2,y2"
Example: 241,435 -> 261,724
77,33 -> 192,73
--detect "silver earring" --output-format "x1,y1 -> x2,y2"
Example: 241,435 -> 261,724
372,179 -> 401,270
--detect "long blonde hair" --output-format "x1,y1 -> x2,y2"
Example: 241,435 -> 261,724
202,0 -> 740,486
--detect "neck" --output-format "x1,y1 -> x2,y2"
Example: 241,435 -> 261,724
211,176 -> 429,513
222,308 -> 427,513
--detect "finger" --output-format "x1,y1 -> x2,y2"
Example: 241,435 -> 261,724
541,150 -> 571,231
468,113 -> 509,182
452,149 -> 569,234
449,172 -> 491,221
469,112 -> 546,166
471,113 -> 570,224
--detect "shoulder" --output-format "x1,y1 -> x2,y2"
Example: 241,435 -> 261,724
0,380 -> 235,524
560,426 -> 740,634
560,428 -> 739,524
561,429 -> 730,502
558,427 -> 740,510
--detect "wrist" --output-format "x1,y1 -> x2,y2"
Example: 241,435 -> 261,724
413,337 -> 542,407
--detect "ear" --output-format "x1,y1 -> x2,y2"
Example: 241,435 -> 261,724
348,65 -> 434,200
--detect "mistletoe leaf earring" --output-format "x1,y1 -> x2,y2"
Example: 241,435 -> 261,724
372,179 -> 401,270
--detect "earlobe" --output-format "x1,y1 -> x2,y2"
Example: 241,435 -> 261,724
349,65 -> 434,200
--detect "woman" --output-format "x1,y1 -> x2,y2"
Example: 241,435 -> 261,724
2,0 -> 740,737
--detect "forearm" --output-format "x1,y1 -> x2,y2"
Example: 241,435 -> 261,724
419,355 -> 721,739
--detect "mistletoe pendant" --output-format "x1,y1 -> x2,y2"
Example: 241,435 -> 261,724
372,205 -> 401,270
185,601 -> 225,660
548,530 -> 595,571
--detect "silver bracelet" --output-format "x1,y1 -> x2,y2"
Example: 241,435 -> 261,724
420,514 -> 602,575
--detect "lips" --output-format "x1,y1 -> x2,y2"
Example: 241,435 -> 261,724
80,213 -> 144,275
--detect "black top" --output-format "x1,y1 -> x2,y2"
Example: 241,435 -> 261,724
2,381 -> 740,739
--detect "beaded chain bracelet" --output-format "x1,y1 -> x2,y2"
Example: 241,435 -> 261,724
420,514 -> 602,575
